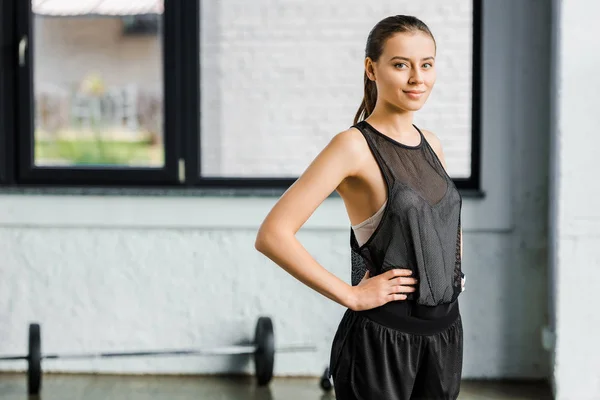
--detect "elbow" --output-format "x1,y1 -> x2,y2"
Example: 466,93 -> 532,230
254,226 -> 288,254
254,228 -> 276,254
254,233 -> 269,254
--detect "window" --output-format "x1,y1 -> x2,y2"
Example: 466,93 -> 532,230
122,15 -> 161,36
0,0 -> 184,185
0,0 -> 482,191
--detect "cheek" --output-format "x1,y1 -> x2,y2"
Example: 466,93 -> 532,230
379,70 -> 401,86
384,73 -> 408,92
375,73 -> 402,95
425,71 -> 437,87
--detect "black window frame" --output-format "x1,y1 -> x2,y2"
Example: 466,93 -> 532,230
0,0 -> 483,193
2,0 -> 185,187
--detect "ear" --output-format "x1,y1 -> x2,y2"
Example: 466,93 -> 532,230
364,58 -> 376,81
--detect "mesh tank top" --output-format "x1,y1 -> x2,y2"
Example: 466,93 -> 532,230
349,120 -> 463,324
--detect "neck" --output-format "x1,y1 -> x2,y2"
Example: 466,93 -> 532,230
366,103 -> 417,138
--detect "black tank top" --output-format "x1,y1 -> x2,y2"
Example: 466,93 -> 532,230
349,120 -> 463,334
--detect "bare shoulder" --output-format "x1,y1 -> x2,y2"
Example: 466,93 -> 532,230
331,126 -> 367,153
328,126 -> 370,174
420,128 -> 443,153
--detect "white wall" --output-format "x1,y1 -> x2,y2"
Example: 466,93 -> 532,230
550,0 -> 600,398
199,0 -> 473,178
0,0 -> 552,382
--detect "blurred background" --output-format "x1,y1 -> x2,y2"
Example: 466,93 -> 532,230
32,1 -> 164,168
0,0 -> 596,399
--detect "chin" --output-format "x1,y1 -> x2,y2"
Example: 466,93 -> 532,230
400,102 -> 425,112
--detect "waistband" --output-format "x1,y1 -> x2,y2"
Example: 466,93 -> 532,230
356,299 -> 460,335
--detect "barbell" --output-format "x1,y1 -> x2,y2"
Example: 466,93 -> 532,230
0,316 -> 316,396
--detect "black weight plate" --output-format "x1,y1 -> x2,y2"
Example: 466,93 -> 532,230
253,316 -> 274,386
28,323 -> 42,395
320,367 -> 333,392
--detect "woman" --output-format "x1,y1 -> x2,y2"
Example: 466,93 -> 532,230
255,15 -> 465,399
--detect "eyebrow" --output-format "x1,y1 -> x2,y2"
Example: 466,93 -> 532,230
389,56 -> 435,62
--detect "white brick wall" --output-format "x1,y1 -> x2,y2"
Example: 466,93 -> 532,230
201,0 -> 473,178
0,226 -> 348,375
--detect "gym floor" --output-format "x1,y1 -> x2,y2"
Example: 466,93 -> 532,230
0,373 -> 553,399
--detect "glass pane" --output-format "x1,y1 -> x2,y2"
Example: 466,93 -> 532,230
32,0 -> 164,167
199,0 -> 473,179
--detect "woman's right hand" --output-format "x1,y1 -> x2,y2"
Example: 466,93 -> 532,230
348,269 -> 417,311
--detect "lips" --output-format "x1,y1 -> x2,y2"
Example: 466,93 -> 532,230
403,90 -> 426,100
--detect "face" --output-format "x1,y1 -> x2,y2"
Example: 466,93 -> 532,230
365,31 -> 436,112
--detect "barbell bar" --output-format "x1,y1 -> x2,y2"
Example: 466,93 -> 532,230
0,316 -> 316,396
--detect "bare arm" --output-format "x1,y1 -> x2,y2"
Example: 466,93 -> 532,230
254,129 -> 367,309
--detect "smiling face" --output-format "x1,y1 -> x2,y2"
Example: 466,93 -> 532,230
365,31 -> 437,112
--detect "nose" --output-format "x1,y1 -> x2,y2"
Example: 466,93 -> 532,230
408,69 -> 424,85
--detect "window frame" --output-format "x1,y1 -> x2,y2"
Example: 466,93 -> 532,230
9,0 -> 183,186
0,0 -> 483,193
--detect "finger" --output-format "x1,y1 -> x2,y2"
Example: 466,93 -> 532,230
393,277 -> 418,286
386,268 -> 413,278
360,270 -> 370,282
390,285 -> 416,294
389,293 -> 408,301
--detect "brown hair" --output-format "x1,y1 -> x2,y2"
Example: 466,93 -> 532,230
354,15 -> 436,125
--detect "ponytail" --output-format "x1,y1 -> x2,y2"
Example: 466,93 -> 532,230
353,71 -> 378,125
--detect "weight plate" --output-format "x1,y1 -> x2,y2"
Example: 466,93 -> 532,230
28,323 -> 42,395
253,316 -> 274,386
320,367 -> 333,392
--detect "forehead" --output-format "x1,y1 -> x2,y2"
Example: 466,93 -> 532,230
381,31 -> 436,58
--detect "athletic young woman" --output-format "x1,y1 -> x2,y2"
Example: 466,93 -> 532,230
255,15 -> 466,399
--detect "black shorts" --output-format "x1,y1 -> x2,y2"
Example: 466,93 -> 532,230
329,306 -> 463,400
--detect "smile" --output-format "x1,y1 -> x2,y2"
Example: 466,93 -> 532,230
403,90 -> 426,99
